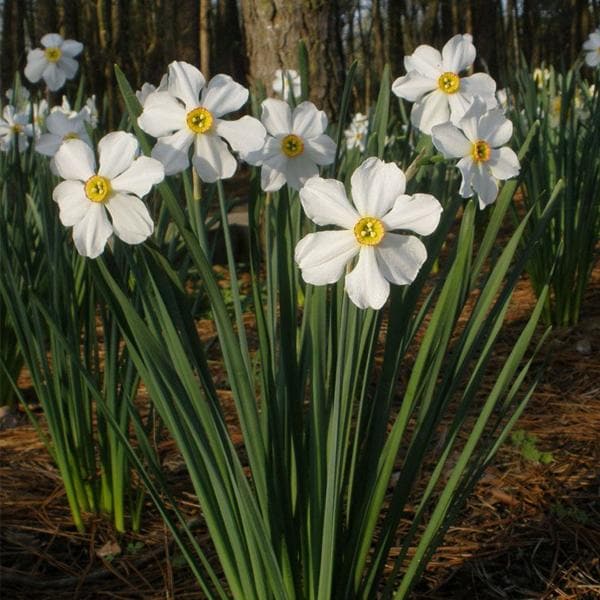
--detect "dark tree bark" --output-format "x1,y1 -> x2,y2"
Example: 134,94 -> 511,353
241,0 -> 345,117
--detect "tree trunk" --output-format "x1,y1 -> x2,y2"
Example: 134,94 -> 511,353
241,0 -> 344,117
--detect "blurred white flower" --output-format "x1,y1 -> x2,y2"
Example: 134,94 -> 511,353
431,97 -> 520,209
5,85 -> 30,109
344,112 -> 369,151
35,111 -> 91,160
496,88 -> 508,110
583,28 -> 600,67
243,98 -> 336,191
83,95 -> 98,128
392,33 -> 497,134
31,99 -> 49,136
295,157 -> 442,309
0,105 -> 33,152
272,69 -> 302,101
138,61 -> 266,181
25,33 -> 83,91
52,132 -> 164,258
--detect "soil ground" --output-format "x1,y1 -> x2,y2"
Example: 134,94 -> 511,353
1,265 -> 599,599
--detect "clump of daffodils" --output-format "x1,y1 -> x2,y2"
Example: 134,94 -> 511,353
243,98 -> 336,191
52,132 -> 164,258
392,34 -> 497,134
138,61 -> 266,182
25,33 -> 83,92
583,27 -> 600,68
295,158 -> 442,309
431,97 -> 520,208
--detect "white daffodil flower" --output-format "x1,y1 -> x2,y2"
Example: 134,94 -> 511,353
392,33 -> 497,134
0,105 -> 33,152
5,85 -> 30,110
431,97 -> 520,209
138,61 -> 266,182
272,69 -> 302,101
36,111 -> 91,161
24,33 -> 83,92
295,157 -> 442,310
243,98 -> 336,191
583,28 -> 600,67
52,132 -> 164,258
345,112 -> 369,151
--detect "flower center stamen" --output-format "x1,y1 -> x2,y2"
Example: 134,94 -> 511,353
63,132 -> 79,141
10,124 -> 23,134
186,107 -> 213,134
353,216 -> 385,246
84,175 -> 112,203
281,134 -> 304,158
438,71 -> 460,94
471,140 -> 491,163
44,47 -> 62,63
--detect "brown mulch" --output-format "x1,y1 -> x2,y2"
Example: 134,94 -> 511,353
1,269 -> 599,599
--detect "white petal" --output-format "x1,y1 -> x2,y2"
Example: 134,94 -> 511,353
168,61 -> 205,109
52,180 -> 89,226
447,92 -> 472,124
57,55 -> 79,79
72,203 -> 112,258
488,147 -> 520,180
98,132 -> 139,179
24,49 -> 47,82
60,40 -> 83,58
431,122 -> 471,158
54,139 -> 96,181
457,156 -> 476,197
304,134 -> 336,165
193,134 -> 237,182
41,33 -> 64,47
585,52 -> 600,67
111,156 -> 164,197
295,230 -> 358,285
457,96 -> 488,141
442,34 -> 476,73
345,247 -> 390,310
45,111 -> 82,136
43,63 -> 66,91
292,102 -> 327,139
376,233 -> 427,285
478,108 -> 513,147
410,90 -> 450,134
350,157 -> 406,217
215,116 -> 265,153
151,129 -> 194,175
382,193 -> 442,235
472,164 -> 499,208
201,74 -> 248,117
35,133 -> 62,156
404,45 -> 443,79
299,177 -> 358,228
260,155 -> 287,191
459,73 -> 497,105
285,154 -> 318,190
261,99 -> 293,136
138,92 -> 186,137
106,193 -> 154,244
392,72 -> 437,102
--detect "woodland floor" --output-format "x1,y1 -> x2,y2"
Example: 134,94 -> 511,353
1,264 -> 599,600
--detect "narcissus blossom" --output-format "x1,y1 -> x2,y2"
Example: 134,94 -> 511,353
36,111 -> 91,159
5,85 -> 30,109
25,33 -> 83,91
243,98 -> 336,191
431,97 -> 520,209
272,69 -> 302,101
0,106 -> 33,152
345,112 -> 369,151
295,157 -> 442,309
138,61 -> 266,181
392,34 -> 497,134
583,28 -> 600,67
52,132 -> 164,258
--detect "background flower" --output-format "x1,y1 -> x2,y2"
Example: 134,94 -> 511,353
272,68 -> 302,101
583,27 -> 600,67
345,112 -> 369,151
24,33 -> 83,91
0,105 -> 33,152
295,157 -> 442,309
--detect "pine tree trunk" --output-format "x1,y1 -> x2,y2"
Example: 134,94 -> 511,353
240,0 -> 344,117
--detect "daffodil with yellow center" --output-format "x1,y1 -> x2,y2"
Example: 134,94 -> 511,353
186,107 -> 213,134
438,71 -> 460,94
44,47 -> 62,62
281,134 -> 304,158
